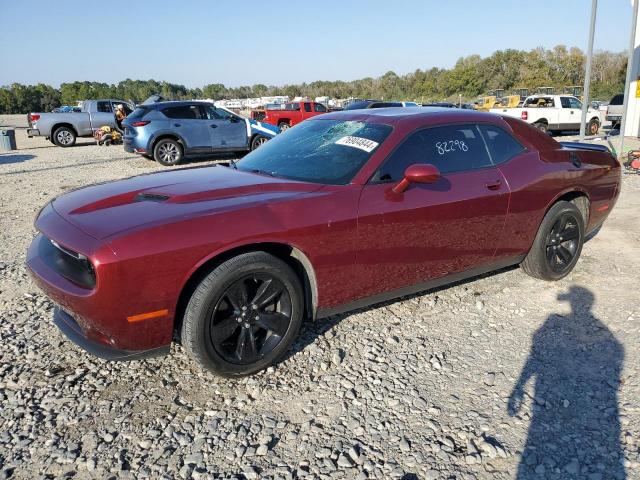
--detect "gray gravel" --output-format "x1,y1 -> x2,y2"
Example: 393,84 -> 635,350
1,117 -> 639,479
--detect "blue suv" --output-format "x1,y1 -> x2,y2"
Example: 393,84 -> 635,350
123,101 -> 279,166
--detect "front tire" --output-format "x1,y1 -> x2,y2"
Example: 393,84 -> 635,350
520,201 -> 584,281
588,118 -> 600,135
181,252 -> 304,377
153,138 -> 183,166
53,126 -> 76,147
250,135 -> 269,150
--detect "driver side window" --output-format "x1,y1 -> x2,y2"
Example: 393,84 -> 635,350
202,105 -> 234,120
374,124 -> 492,182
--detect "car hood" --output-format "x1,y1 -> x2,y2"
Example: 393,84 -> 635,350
50,165 -> 323,240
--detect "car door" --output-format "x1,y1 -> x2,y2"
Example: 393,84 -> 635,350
355,123 -> 510,299
559,97 -> 581,130
161,104 -> 211,152
201,105 -> 248,150
92,100 -> 117,130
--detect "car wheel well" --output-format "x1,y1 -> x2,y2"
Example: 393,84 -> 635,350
52,123 -> 78,136
152,134 -> 184,153
534,118 -> 548,125
554,191 -> 590,224
173,243 -> 317,342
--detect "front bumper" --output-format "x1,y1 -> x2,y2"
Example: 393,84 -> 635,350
54,307 -> 170,361
27,128 -> 40,137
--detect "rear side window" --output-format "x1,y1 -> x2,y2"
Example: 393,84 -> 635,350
375,124 -> 492,182
478,125 -> 524,164
560,97 -> 571,108
304,103 -> 312,112
162,105 -> 200,119
610,94 -> 624,105
370,102 -> 403,108
285,103 -> 300,111
97,101 -> 112,113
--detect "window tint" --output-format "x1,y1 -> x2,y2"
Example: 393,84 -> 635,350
127,107 -> 149,120
314,103 -> 327,112
376,124 -> 492,182
478,125 -> 524,165
284,103 -> 300,111
370,102 -> 403,108
560,97 -> 571,108
610,94 -> 624,105
304,103 -> 312,112
162,105 -> 200,119
97,101 -> 112,113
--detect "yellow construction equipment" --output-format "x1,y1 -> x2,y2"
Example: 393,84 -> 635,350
474,96 -> 497,111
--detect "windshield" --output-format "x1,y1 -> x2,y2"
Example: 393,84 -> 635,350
237,119 -> 393,185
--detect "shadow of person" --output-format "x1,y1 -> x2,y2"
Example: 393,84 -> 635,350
508,286 -> 625,479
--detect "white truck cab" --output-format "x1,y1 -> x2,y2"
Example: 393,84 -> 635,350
490,95 -> 603,135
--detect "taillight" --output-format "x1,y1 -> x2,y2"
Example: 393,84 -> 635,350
131,120 -> 150,127
521,111 -> 528,120
30,114 -> 40,122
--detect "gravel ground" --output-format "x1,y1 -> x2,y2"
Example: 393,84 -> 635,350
1,115 -> 639,480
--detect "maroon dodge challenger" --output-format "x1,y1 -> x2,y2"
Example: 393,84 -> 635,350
27,108 -> 620,376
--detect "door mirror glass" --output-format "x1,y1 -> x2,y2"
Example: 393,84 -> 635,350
392,163 -> 441,194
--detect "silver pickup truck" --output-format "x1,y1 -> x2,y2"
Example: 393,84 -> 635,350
27,99 -> 134,147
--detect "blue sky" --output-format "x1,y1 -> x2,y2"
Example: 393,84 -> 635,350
0,0 -> 633,88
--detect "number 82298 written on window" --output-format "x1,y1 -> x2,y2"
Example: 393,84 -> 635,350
435,140 -> 469,155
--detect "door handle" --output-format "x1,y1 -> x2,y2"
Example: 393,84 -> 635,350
174,123 -> 181,127
485,180 -> 502,191
210,124 -> 218,129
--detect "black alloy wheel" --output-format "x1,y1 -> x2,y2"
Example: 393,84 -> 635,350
544,212 -> 581,273
207,274 -> 292,365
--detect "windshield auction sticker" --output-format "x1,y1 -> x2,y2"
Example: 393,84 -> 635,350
335,136 -> 379,153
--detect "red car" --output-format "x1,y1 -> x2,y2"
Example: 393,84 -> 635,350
27,108 -> 620,376
262,101 -> 328,131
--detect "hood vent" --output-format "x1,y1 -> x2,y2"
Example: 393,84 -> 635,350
136,192 -> 170,202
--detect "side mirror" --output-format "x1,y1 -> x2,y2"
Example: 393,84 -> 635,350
392,163 -> 440,194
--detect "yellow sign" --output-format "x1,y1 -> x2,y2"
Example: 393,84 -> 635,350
637,77 -> 640,98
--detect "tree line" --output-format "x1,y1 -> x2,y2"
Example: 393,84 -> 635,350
0,45 -> 627,114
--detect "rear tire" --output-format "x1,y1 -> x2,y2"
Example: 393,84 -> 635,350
278,122 -> 290,132
53,126 -> 76,147
533,122 -> 549,135
181,252 -> 304,377
520,201 -> 584,281
588,118 -> 600,135
153,138 -> 183,166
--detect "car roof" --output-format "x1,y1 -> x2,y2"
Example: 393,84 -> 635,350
142,100 -> 213,109
318,107 -> 504,128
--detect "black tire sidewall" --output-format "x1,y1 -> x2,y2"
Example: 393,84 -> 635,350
588,119 -> 599,135
183,253 -> 304,377
531,201 -> 585,280
154,139 -> 183,166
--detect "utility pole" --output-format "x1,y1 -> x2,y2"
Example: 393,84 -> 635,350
579,0 -> 598,140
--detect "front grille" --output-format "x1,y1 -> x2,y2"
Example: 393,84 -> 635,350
39,236 -> 96,289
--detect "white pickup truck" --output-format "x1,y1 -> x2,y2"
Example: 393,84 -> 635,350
490,95 -> 603,135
